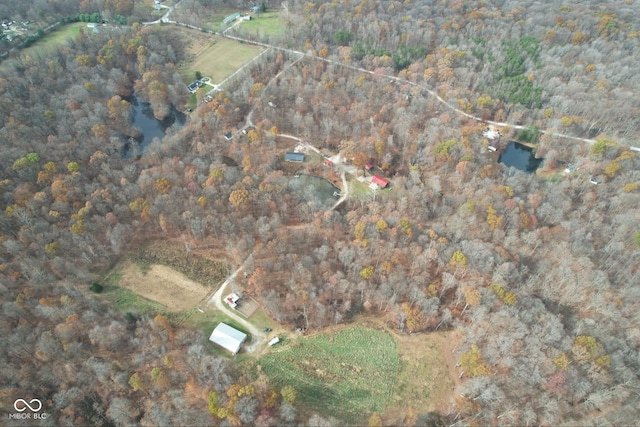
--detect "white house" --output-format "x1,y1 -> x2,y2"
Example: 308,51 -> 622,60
209,323 -> 247,354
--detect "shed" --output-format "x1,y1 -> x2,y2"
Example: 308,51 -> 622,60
371,175 -> 389,188
285,152 -> 305,162
224,132 -> 233,141
209,323 -> 247,354
223,13 -> 240,24
365,163 -> 374,171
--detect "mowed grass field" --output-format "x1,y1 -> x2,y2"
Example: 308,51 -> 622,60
23,22 -> 85,54
256,327 -> 399,422
238,11 -> 288,37
183,35 -> 264,84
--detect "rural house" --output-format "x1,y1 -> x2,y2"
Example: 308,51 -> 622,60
371,175 -> 389,188
209,323 -> 247,355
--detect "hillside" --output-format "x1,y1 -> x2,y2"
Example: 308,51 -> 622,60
1,0 -> 639,425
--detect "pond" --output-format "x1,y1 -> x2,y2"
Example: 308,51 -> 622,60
122,96 -> 187,158
498,141 -> 543,173
288,174 -> 341,209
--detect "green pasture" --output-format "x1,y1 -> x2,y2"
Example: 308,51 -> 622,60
256,327 -> 399,422
182,36 -> 264,84
238,12 -> 288,37
103,284 -> 167,315
21,22 -> 85,56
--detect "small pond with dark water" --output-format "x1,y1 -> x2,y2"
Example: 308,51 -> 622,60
498,141 -> 543,173
288,174 -> 341,209
122,96 -> 187,158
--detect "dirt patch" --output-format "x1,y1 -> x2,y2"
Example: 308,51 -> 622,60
236,296 -> 259,318
118,261 -> 211,312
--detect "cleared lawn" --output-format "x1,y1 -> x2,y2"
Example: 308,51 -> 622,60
22,22 -> 85,55
256,327 -> 399,423
183,35 -> 264,84
238,12 -> 288,37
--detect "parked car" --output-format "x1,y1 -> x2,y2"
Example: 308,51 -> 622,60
262,327 -> 272,332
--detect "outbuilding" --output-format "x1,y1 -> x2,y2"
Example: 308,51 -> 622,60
209,323 -> 247,355
285,152 -> 305,162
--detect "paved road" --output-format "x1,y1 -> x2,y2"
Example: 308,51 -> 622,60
206,261 -> 266,353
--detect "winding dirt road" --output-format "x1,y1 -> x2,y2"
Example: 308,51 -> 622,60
144,9 -> 640,150
206,262 -> 266,352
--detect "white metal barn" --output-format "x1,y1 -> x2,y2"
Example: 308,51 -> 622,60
209,323 -> 247,355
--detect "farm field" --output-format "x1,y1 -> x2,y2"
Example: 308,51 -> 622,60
114,261 -> 210,312
98,240 -> 229,314
181,33 -> 264,84
256,327 -> 399,423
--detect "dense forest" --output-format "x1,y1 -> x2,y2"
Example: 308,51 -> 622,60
1,0 -> 640,425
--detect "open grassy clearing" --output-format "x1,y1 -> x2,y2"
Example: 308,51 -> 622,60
114,261 -> 211,312
128,240 -> 229,287
1,22 -> 84,68
256,327 -> 399,423
238,11 -> 288,37
98,240 -> 229,313
348,178 -> 375,202
181,35 -> 264,84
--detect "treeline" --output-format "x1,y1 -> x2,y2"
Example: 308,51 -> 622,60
246,0 -> 639,143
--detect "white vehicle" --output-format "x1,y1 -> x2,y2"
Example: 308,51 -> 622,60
268,337 -> 280,346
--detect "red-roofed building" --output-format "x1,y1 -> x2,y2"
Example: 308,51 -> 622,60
365,163 -> 374,171
371,175 -> 389,188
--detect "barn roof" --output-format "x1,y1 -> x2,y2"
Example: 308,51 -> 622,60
209,323 -> 247,354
